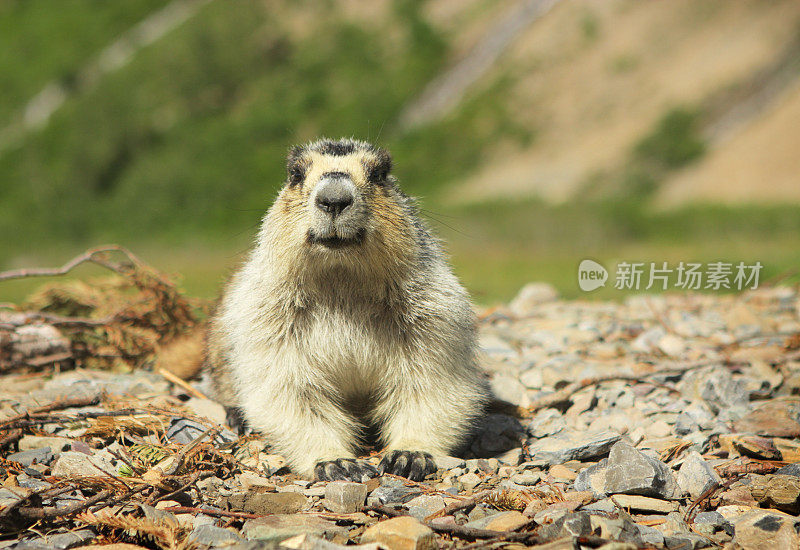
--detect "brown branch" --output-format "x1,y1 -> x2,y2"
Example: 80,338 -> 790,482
424,490 -> 490,521
14,490 -> 113,520
0,396 -> 101,430
19,351 -> 74,368
363,504 -> 537,542
163,426 -> 219,476
0,429 -> 22,449
0,311 -> 125,328
161,505 -> 262,520
150,472 -> 208,505
0,484 -> 77,520
91,485 -> 150,514
522,374 -> 674,415
519,360 -> 739,417
685,478 -> 737,522
0,407 -> 140,431
363,504 -> 409,518
157,367 -> 209,399
0,245 -> 144,282
429,521 -> 537,542
575,536 -> 617,548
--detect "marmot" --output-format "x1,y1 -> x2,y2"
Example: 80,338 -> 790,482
205,138 -> 489,482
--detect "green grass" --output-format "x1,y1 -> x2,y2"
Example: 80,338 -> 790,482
437,200 -> 800,303
3,201 -> 798,306
582,105 -> 708,201
0,0 -> 168,123
0,0 -> 456,254
634,107 -> 706,170
0,2 -> 797,308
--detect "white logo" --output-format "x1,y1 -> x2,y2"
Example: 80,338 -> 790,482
578,259 -> 608,292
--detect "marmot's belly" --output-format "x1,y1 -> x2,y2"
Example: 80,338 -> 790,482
293,308 -> 403,389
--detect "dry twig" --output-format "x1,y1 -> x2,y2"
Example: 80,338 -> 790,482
425,490 -> 491,521
364,504 -> 537,542
0,395 -> 100,430
1,245 -> 206,373
158,367 -> 209,399
14,490 -> 114,520
161,505 -> 262,520
0,245 -> 144,282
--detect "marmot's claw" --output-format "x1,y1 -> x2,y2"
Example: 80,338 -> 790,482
314,458 -> 378,482
378,450 -> 437,482
224,406 -> 248,435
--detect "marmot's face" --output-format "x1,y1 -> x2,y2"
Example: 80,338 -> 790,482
280,139 -> 397,254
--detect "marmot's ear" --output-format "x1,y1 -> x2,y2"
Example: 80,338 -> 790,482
286,146 -> 306,186
369,148 -> 393,183
287,145 -> 304,167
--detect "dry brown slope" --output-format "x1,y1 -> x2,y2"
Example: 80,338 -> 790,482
657,80 -> 800,206
446,0 -> 800,204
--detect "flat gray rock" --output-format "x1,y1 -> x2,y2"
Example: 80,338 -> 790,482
324,481 -> 368,514
527,430 -> 621,465
7,447 -> 52,467
574,459 -> 608,495
604,442 -> 678,499
242,515 -> 347,542
677,451 -> 722,500
222,492 -> 308,515
190,524 -> 245,547
366,476 -> 421,506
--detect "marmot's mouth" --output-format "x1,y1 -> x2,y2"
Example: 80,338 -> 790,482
307,228 -> 365,249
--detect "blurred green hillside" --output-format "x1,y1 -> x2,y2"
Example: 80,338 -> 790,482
1,0 -> 799,304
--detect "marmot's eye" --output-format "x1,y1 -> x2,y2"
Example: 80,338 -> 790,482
289,166 -> 304,186
368,166 -> 388,184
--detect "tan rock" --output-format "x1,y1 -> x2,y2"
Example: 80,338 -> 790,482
734,403 -> 800,437
774,437 -> 800,462
17,435 -> 72,452
185,397 -> 227,425
239,471 -> 277,492
522,498 -> 548,518
361,517 -> 438,550
608,494 -> 678,513
716,504 -> 757,521
282,533 -> 387,550
749,474 -> 800,514
509,282 -> 558,315
324,481 -> 368,514
732,508 -> 800,550
523,537 -> 580,550
154,500 -> 181,510
548,464 -> 577,481
718,434 -> 781,460
242,514 -> 346,541
561,490 -> 594,505
482,511 -> 529,531
532,501 -> 581,525
225,491 -> 308,515
717,486 -> 758,507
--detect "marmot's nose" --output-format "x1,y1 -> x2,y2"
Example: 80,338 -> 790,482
315,178 -> 354,217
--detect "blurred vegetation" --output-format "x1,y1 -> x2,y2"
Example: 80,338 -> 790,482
634,107 -> 706,170
1,0 -> 798,305
443,199 -> 800,301
0,0 -> 169,122
0,0 -> 514,251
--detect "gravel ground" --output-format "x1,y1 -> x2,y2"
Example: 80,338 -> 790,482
1,284 -> 799,550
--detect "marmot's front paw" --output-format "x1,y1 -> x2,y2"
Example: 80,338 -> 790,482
378,450 -> 437,482
314,458 -> 378,482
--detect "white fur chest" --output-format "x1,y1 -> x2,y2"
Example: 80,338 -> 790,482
224,270 -> 405,400
288,299 -> 403,393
